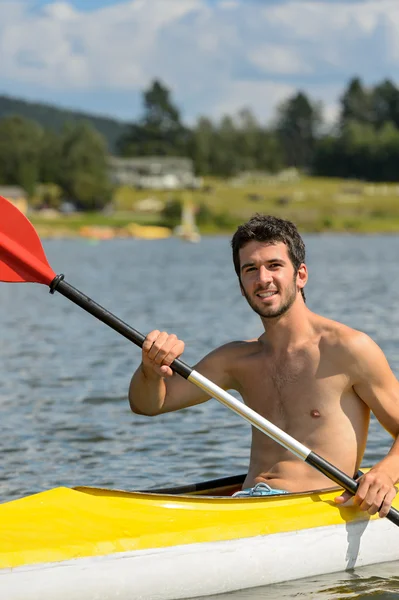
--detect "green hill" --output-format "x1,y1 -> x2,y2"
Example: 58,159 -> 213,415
0,94 -> 128,152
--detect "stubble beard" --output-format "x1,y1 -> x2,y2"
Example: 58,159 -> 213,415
242,276 -> 298,320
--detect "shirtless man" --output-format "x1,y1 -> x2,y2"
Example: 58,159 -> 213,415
129,214 -> 399,517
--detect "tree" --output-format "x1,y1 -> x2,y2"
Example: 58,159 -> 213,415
371,80 -> 399,130
340,77 -> 373,127
0,115 -> 44,194
276,92 -> 322,170
39,130 -> 62,184
255,129 -> 283,173
236,109 -> 283,173
315,78 -> 399,181
58,122 -> 112,210
314,120 -> 399,182
236,108 -> 259,172
190,116 -> 215,175
118,79 -> 189,157
369,122 -> 399,181
212,116 -> 241,177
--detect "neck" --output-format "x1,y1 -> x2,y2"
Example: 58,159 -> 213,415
259,299 -> 312,351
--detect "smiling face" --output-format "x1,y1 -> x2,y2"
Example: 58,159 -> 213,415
239,241 -> 307,320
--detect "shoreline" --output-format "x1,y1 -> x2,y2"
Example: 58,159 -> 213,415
33,220 -> 399,240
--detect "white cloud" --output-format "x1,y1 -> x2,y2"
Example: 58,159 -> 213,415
211,80 -> 297,123
0,0 -> 203,88
44,2 -> 77,20
0,0 -> 399,123
218,0 -> 240,8
323,102 -> 340,126
248,45 -> 312,76
260,0 -> 382,38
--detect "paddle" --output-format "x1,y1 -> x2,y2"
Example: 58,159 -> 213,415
1,195 -> 398,526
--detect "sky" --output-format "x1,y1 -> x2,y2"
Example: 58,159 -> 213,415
0,0 -> 398,125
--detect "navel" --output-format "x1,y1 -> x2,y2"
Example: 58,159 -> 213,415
310,409 -> 321,418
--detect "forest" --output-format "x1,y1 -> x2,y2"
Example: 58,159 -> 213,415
1,77 -> 399,209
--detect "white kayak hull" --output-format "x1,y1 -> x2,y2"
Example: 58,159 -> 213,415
3,514 -> 399,600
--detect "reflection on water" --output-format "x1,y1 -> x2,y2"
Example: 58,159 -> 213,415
1,234 -> 399,598
195,561 -> 399,599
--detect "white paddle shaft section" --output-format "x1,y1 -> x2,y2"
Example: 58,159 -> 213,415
188,370 -> 310,460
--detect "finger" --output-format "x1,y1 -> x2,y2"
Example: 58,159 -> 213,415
146,331 -> 171,362
357,480 -> 391,514
353,475 -> 373,507
367,483 -> 396,516
357,483 -> 380,512
150,335 -> 181,365
146,336 -> 184,372
334,493 -> 355,507
159,365 -> 174,377
334,491 -> 352,504
158,340 -> 185,367
334,471 -> 363,505
367,488 -> 388,516
378,488 -> 397,519
142,330 -> 160,354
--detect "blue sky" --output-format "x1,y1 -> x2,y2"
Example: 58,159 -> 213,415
30,0 -> 117,11
0,0 -> 398,124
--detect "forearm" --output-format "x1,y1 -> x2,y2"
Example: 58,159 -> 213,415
373,435 -> 399,484
128,363 -> 167,416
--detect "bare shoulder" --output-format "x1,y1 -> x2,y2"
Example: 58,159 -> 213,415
316,314 -> 388,372
194,338 -> 262,389
197,338 -> 261,367
316,314 -> 369,347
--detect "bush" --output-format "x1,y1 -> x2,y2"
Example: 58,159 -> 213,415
162,198 -> 182,227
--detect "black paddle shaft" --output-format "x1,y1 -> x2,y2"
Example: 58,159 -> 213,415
50,276 -> 193,380
307,452 -> 399,526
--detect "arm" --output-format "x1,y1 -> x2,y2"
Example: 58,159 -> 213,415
128,330 -> 236,416
335,332 -> 399,517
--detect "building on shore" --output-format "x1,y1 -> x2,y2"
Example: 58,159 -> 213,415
108,156 -> 202,190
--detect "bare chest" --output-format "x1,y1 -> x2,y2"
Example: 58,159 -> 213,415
234,348 -> 348,425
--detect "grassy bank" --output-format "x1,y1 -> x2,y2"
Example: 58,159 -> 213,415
31,175 -> 399,236
30,212 -> 163,238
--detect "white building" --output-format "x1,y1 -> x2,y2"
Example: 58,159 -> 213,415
108,156 -> 202,190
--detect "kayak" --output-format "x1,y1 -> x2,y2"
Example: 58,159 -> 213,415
1,471 -> 399,600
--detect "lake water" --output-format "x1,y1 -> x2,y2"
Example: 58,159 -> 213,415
1,234 -> 399,598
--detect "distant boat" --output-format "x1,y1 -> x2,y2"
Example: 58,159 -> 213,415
79,226 -> 115,240
174,197 -> 201,243
126,222 -> 172,240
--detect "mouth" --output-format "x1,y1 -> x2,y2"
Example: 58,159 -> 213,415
257,290 -> 278,300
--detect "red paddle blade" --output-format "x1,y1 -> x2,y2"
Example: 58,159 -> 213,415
0,196 -> 56,285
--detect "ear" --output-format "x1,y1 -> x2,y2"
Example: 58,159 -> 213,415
297,263 -> 308,290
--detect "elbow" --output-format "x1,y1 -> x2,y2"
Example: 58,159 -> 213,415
129,398 -> 161,417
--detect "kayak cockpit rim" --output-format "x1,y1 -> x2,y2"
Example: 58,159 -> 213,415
73,472 -> 345,499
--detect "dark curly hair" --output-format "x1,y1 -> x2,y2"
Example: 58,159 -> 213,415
231,214 -> 306,301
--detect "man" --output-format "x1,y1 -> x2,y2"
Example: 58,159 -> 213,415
129,214 -> 399,516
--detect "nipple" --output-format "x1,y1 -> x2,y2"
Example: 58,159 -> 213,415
310,409 -> 321,418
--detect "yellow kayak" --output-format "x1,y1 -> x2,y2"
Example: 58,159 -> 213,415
1,472 -> 399,600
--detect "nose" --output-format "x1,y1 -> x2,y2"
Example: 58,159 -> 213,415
257,265 -> 271,285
